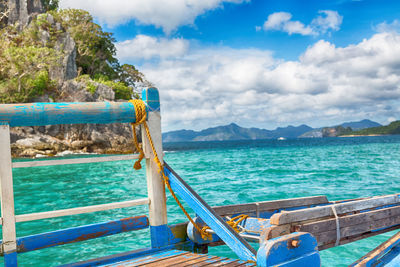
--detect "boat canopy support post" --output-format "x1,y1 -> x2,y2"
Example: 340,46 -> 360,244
0,123 -> 17,266
141,88 -> 169,248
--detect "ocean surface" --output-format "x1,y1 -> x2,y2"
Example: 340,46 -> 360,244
4,135 -> 400,266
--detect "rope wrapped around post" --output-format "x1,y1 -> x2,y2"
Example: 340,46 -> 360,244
129,99 -> 211,240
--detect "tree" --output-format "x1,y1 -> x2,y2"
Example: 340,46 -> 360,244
41,0 -> 59,11
54,9 -> 119,79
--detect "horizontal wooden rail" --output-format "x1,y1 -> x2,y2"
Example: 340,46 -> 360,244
12,154 -> 140,168
0,102 -> 138,127
14,215 -> 149,254
15,198 -> 149,222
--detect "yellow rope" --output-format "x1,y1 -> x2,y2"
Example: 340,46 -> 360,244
129,99 -> 211,240
129,99 -> 249,241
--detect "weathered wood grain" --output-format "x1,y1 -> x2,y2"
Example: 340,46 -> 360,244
12,154 -> 140,168
15,198 -> 149,222
212,195 -> 328,216
299,205 -> 400,233
270,194 -> 400,225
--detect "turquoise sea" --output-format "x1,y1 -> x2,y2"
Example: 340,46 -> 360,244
5,135 -> 400,266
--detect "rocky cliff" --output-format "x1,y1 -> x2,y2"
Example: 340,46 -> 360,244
2,1 -> 138,157
10,80 -> 135,158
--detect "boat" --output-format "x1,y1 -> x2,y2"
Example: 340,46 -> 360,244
277,137 -> 286,140
0,87 -> 399,266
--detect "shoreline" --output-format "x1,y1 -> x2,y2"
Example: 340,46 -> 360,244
339,134 -> 388,137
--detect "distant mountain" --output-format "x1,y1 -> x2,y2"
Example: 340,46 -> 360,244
344,120 -> 400,136
162,123 -> 313,142
300,119 -> 381,138
163,119 -> 383,142
340,119 -> 381,130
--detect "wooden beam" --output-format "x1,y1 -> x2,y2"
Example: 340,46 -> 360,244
12,154 -> 140,168
298,205 -> 400,234
212,195 -> 328,216
0,123 -> 17,265
0,102 -> 137,127
142,88 -> 167,228
313,215 -> 400,246
262,205 -> 400,249
270,194 -> 400,225
15,198 -> 149,222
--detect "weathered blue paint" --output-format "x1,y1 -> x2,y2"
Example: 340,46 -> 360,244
0,102 -> 137,127
379,247 -> 400,267
243,217 -> 271,234
15,215 -> 149,253
164,162 -> 256,262
142,87 -> 160,112
4,252 -> 17,267
257,232 -> 320,267
351,231 -> 400,267
187,217 -> 220,244
150,224 -> 174,248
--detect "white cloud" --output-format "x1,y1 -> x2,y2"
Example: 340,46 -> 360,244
263,12 -> 313,35
116,35 -> 189,60
261,10 -> 342,36
375,19 -> 400,33
311,10 -> 343,34
121,31 -> 400,131
59,0 -> 248,33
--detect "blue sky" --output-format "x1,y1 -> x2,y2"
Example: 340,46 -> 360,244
60,0 -> 400,132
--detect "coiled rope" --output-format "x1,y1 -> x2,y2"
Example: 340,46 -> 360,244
129,99 -> 248,240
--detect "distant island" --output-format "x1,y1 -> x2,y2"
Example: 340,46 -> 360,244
162,119 -> 389,142
341,120 -> 400,137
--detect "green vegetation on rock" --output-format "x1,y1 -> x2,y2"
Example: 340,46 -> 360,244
346,121 -> 400,136
0,4 -> 150,103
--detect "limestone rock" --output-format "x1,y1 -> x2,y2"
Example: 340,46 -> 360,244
8,0 -> 44,27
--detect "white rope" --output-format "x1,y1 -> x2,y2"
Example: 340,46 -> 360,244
255,202 -> 260,218
331,204 -> 341,246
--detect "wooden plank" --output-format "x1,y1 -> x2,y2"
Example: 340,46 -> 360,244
143,252 -> 201,266
12,154 -> 140,168
134,252 -> 191,266
172,254 -> 210,267
111,250 -> 187,266
270,194 -> 400,225
212,196 -> 328,216
299,205 -> 400,234
195,256 -> 227,266
17,216 -> 149,253
313,215 -> 400,246
211,259 -> 241,266
263,205 -> 400,241
319,225 -> 400,251
0,123 -> 17,264
15,198 -> 149,222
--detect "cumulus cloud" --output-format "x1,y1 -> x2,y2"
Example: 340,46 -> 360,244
59,0 -> 248,33
116,35 -> 189,60
261,10 -> 342,36
263,12 -> 313,35
375,19 -> 400,33
122,32 -> 400,131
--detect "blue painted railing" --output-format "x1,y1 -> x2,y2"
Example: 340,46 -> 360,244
15,216 -> 149,253
0,102 -> 137,127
